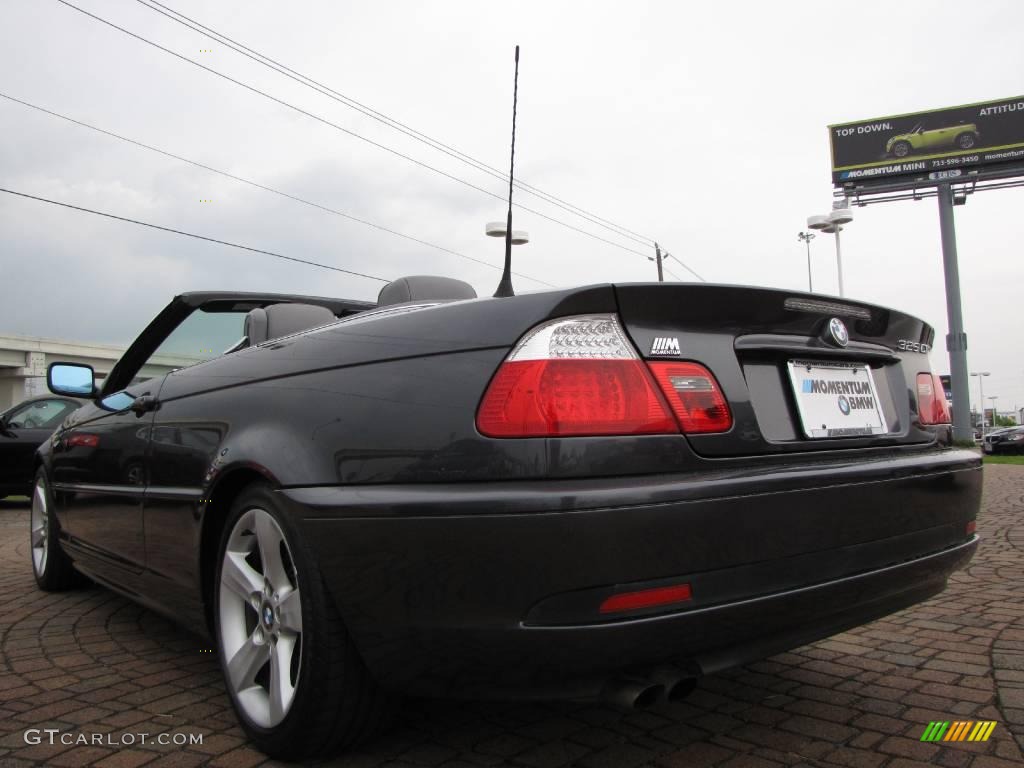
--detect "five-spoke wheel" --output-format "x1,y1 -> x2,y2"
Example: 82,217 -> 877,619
30,475 -> 50,577
30,469 -> 80,591
218,507 -> 303,728
215,484 -> 393,758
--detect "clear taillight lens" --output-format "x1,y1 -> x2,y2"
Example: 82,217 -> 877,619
476,315 -> 677,437
917,373 -> 951,425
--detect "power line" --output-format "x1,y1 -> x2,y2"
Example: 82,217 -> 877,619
0,91 -> 554,289
62,0 -> 709,282
0,186 -> 389,283
666,252 -> 705,282
53,0 -> 657,263
664,266 -> 683,281
135,0 -> 656,247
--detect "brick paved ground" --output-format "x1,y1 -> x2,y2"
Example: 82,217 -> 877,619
0,466 -> 1022,768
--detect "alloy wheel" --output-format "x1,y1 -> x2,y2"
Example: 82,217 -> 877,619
30,478 -> 49,576
219,507 -> 303,728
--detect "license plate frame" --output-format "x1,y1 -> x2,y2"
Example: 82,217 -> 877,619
787,359 -> 888,439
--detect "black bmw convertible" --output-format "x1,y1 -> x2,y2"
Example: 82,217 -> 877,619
31,276 -> 980,759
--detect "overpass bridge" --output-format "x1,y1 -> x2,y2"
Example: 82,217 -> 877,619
0,333 -> 199,410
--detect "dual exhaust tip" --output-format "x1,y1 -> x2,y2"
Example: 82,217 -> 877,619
604,669 -> 697,710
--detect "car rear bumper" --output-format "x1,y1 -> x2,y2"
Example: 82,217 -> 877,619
985,442 -> 1022,454
283,447 -> 981,698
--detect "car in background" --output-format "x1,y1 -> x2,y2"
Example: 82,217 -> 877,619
981,426 -> 1014,443
886,122 -> 979,158
983,426 -> 1024,454
31,281 -> 981,759
0,395 -> 85,498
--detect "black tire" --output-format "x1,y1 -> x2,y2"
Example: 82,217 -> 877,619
31,469 -> 81,591
213,484 -> 394,759
957,132 -> 976,149
892,140 -> 911,158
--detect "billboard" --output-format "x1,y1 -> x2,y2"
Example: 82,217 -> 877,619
830,95 -> 1024,185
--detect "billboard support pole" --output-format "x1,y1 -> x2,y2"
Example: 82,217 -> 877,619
936,182 -> 972,442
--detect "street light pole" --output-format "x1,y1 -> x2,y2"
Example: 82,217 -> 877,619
807,207 -> 852,297
828,207 -> 852,296
971,371 -> 990,436
834,227 -> 844,297
797,231 -> 815,292
486,221 -> 529,278
988,396 -> 999,427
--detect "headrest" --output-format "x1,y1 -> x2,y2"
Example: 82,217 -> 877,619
244,303 -> 337,345
377,275 -> 477,307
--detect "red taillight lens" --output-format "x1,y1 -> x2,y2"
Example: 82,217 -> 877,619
966,520 -> 976,536
599,583 -> 693,614
647,362 -> 732,434
477,359 -> 677,437
67,433 -> 99,448
916,373 -> 951,425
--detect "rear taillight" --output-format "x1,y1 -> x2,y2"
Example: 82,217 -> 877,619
476,315 -> 677,437
67,433 -> 100,448
916,373 -> 951,425
648,362 -> 733,433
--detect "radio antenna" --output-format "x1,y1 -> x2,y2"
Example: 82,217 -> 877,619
493,45 -> 520,298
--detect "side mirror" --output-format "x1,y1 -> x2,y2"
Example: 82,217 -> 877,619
48,362 -> 96,398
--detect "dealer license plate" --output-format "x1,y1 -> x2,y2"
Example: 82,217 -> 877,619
787,360 -> 888,439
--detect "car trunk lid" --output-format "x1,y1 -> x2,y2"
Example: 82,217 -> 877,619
614,283 -> 941,457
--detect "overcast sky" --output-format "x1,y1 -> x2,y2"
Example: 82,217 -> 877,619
2,0 -> 1023,415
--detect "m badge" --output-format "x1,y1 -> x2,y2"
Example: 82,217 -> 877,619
651,337 -> 681,356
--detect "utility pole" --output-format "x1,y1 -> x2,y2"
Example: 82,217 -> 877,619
654,242 -> 664,282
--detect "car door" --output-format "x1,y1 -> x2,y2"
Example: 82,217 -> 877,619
921,126 -> 950,150
52,386 -> 160,576
0,398 -> 79,495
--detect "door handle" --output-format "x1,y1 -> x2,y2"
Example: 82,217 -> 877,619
130,395 -> 160,417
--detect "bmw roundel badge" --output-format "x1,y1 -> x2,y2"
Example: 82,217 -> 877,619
828,317 -> 849,347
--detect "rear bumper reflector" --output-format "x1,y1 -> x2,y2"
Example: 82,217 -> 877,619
599,583 -> 693,614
